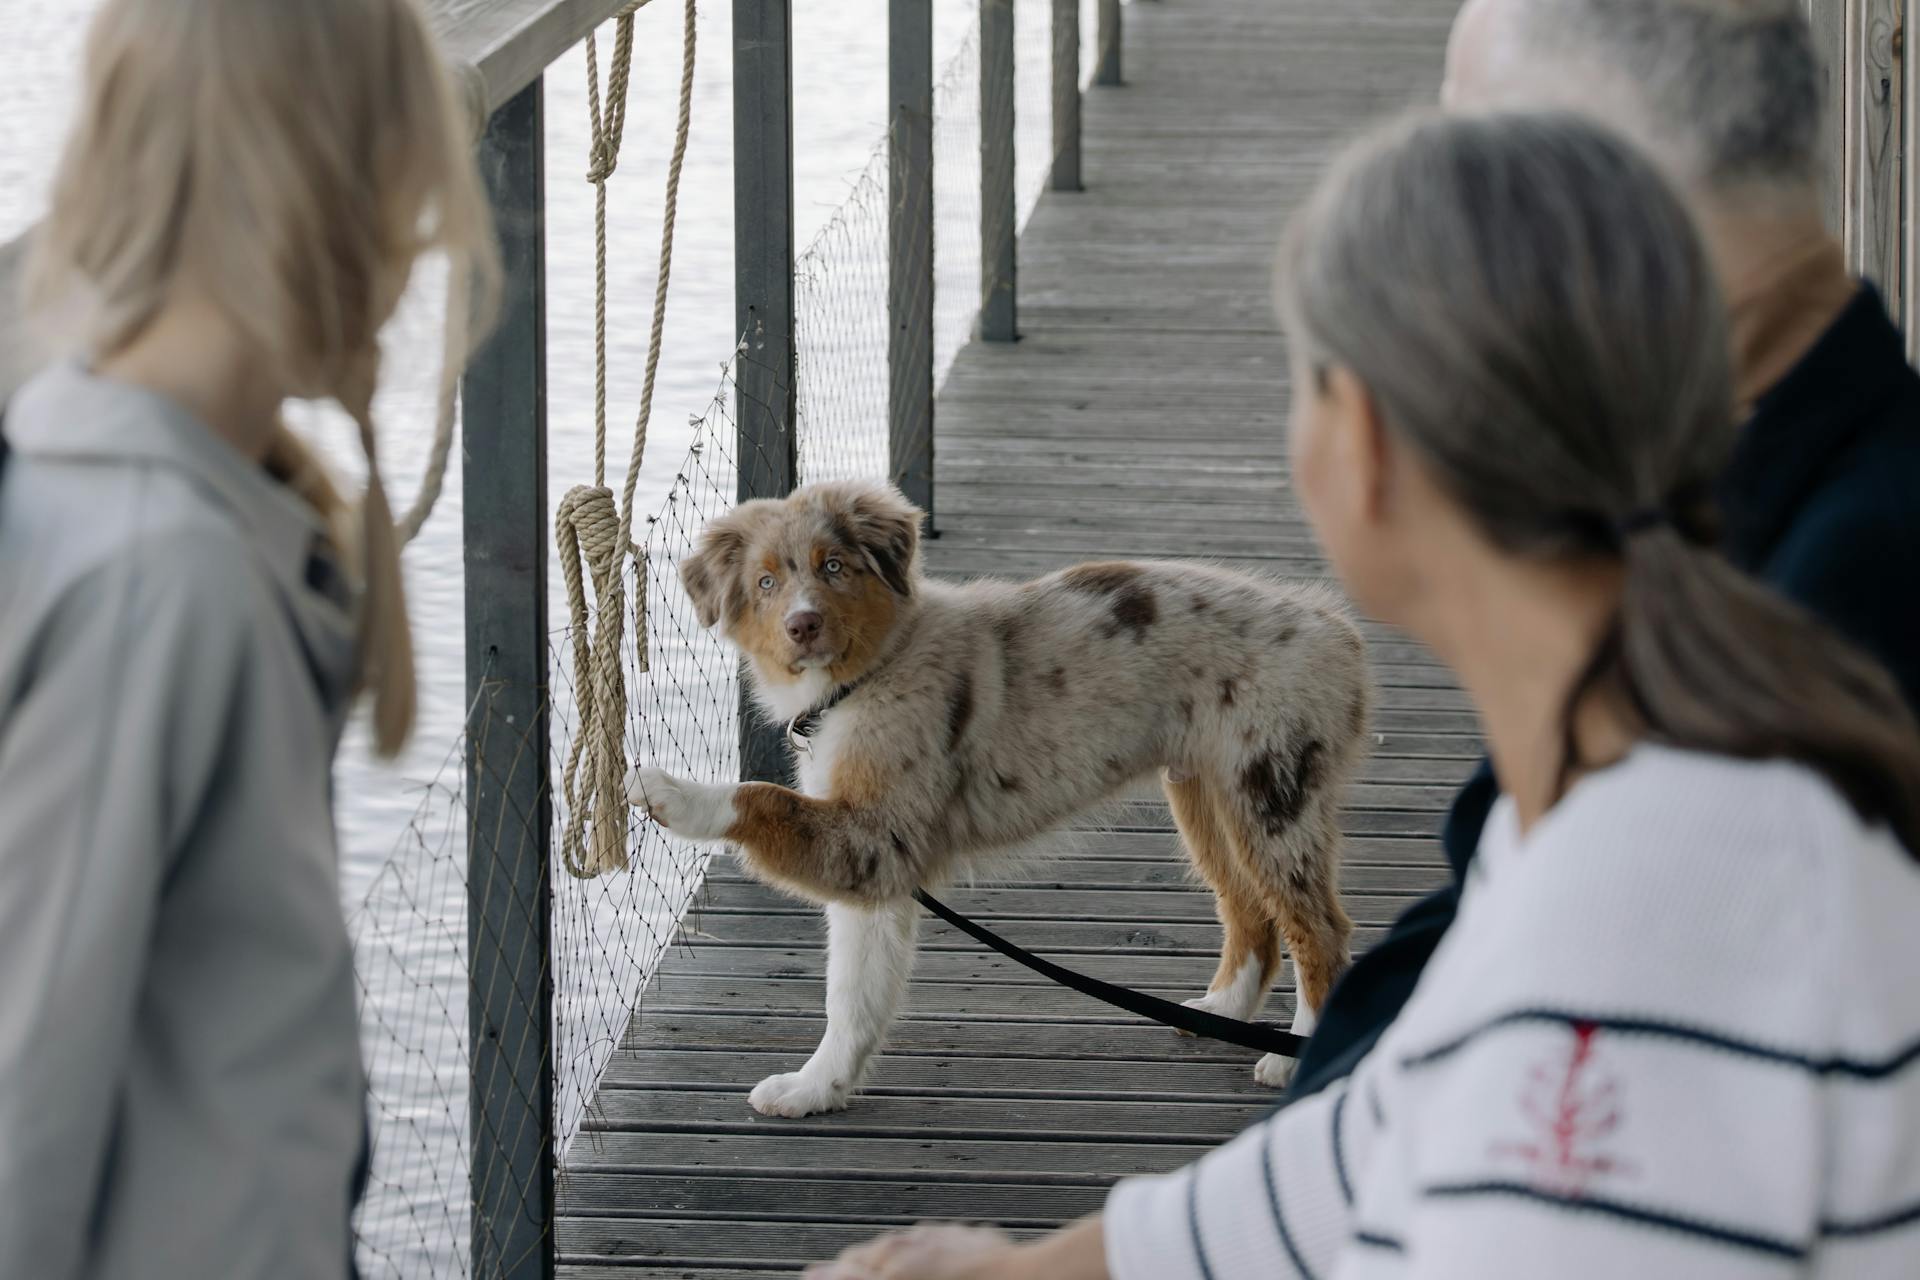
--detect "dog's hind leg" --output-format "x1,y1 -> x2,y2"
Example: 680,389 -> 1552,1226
1214,771 -> 1354,1089
1165,774 -> 1283,1025
1263,804 -> 1352,1020
748,898 -> 918,1118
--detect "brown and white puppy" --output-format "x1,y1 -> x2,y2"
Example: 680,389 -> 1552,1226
628,479 -> 1369,1117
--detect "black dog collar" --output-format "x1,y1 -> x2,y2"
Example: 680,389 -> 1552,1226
785,676 -> 869,755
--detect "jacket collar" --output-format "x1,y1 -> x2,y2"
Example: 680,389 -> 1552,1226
10,360 -> 332,601
1718,284 -> 1910,570
7,360 -> 360,712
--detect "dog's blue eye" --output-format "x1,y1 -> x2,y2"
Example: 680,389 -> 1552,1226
758,574 -> 776,591
824,558 -> 843,575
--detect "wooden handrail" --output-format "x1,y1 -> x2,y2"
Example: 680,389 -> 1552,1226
428,0 -> 641,122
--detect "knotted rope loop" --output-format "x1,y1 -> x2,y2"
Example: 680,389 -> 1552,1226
558,0 -> 695,879
556,483 -> 633,877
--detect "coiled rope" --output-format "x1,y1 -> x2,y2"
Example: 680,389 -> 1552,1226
556,0 -> 696,879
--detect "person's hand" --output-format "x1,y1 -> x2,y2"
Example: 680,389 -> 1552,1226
803,1222 -> 1018,1280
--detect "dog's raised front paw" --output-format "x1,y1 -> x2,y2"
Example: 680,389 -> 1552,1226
1254,1052 -> 1298,1089
626,765 -> 735,840
749,1070 -> 851,1118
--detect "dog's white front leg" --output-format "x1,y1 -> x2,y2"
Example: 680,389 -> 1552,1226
748,898 -> 918,1118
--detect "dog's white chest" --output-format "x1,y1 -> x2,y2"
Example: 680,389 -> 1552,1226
792,723 -> 843,798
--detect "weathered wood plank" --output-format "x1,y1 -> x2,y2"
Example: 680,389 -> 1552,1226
581,1089 -> 1264,1141
669,912 -> 1403,954
558,1217 -> 1052,1266
646,944 -> 1238,990
560,1269 -> 796,1279
690,882 -> 1425,924
619,1010 -> 1285,1064
557,1172 -> 1112,1226
561,1133 -> 1213,1180
1841,0 -> 1904,315
597,1049 -> 1275,1100
427,0 -> 644,114
640,973 -> 1278,1019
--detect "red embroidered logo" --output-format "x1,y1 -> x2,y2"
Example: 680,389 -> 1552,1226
1489,1020 -> 1634,1193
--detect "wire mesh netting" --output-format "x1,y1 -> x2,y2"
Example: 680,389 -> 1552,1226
933,27 -> 985,386
346,2 -> 1103,1274
796,0 -> 1084,490
349,360 -> 758,1277
793,145 -> 891,486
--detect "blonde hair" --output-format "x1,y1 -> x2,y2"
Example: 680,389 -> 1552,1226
28,0 -> 499,757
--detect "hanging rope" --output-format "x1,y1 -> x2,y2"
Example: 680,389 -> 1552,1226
395,70 -> 490,548
557,0 -> 696,879
394,268 -> 467,545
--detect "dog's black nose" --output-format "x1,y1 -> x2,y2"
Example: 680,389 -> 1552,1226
786,611 -> 824,645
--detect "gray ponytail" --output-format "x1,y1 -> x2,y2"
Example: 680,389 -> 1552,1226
1278,110 -> 1920,852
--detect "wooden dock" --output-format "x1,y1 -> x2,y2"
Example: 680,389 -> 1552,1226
558,0 -> 1467,1272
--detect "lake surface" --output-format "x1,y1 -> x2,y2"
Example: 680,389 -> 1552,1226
4,1 -> 1086,1271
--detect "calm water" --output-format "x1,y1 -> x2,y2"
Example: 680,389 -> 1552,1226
5,1 -> 1081,1268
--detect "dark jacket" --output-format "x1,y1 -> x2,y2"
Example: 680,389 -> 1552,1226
1288,284 -> 1920,1100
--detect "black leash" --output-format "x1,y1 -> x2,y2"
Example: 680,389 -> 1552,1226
912,888 -> 1308,1057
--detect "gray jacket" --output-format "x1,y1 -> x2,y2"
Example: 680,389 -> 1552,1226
0,362 -> 366,1279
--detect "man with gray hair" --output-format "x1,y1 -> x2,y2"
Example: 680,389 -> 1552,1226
1288,0 -> 1920,1100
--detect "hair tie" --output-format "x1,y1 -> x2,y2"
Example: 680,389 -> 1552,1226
1614,506 -> 1671,540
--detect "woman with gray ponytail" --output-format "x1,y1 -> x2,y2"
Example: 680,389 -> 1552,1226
1277,113 -> 1920,858
808,111 -> 1920,1280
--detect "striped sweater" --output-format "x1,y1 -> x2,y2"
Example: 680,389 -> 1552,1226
1105,746 -> 1920,1278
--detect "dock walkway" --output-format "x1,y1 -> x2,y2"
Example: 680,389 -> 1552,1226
559,0 -> 1469,1272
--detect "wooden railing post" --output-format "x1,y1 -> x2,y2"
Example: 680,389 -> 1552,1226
889,0 -> 937,520
1096,0 -> 1122,86
1052,0 -> 1083,190
1841,0 -> 1902,316
462,77 -> 555,1280
980,0 -> 1018,342
734,0 -> 799,783
1903,1 -> 1918,359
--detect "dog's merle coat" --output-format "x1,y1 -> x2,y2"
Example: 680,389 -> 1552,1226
629,480 -> 1369,1116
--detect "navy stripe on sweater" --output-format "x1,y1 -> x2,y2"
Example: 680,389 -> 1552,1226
1185,1170 -> 1217,1280
1423,1180 -> 1806,1260
1330,1088 -> 1353,1208
1259,1127 -> 1315,1280
1821,1197 -> 1920,1239
1400,1008 -> 1920,1080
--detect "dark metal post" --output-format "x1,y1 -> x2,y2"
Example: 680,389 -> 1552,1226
1051,0 -> 1082,190
462,79 -> 554,1280
979,0 -> 1017,342
734,0 -> 798,783
1096,0 -> 1122,86
889,0 -> 936,518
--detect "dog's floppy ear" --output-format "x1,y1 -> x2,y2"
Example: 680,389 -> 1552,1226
680,511 -> 755,630
827,481 -> 923,598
